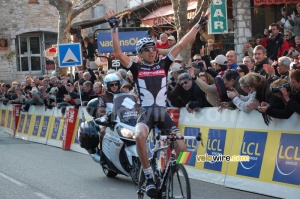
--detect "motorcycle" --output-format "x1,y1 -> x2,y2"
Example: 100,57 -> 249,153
78,93 -> 141,184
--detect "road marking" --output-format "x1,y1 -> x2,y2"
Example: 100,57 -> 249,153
0,171 -> 25,187
35,192 -> 52,199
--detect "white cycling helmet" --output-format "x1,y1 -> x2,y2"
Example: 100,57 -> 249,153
136,37 -> 156,53
104,74 -> 120,90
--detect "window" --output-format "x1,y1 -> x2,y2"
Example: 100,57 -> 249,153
93,5 -> 106,30
16,32 -> 57,72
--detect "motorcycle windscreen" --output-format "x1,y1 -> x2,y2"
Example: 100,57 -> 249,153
113,93 -> 138,126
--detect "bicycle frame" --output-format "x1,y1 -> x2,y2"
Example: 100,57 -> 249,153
150,129 -> 201,192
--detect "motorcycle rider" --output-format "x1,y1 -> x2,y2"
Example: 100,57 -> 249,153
95,73 -> 121,161
106,10 -> 209,197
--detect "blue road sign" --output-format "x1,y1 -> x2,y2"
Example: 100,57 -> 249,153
58,43 -> 83,67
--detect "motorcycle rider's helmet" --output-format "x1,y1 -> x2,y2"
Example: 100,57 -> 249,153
86,98 -> 99,118
104,74 -> 121,92
136,37 -> 156,53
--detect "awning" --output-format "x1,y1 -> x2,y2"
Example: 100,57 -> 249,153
141,1 -> 197,27
254,0 -> 300,6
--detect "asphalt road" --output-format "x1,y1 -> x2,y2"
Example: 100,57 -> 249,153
0,131 -> 277,199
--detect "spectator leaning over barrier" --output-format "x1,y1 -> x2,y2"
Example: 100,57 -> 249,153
258,70 -> 300,119
226,74 -> 257,112
189,66 -> 219,107
218,70 -> 247,110
22,86 -> 44,112
253,45 -> 269,76
243,56 -> 255,72
9,86 -> 25,104
167,63 -> 185,107
167,73 -> 209,113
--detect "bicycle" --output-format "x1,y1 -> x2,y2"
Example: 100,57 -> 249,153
137,127 -> 203,199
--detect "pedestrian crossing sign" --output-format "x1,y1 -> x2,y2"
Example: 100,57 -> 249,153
58,43 -> 83,67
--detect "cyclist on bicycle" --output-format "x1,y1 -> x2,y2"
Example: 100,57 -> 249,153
105,10 -> 209,198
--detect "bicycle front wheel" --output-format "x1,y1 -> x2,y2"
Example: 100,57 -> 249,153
165,164 -> 191,199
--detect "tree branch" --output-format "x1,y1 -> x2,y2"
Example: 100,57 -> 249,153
71,0 -> 100,19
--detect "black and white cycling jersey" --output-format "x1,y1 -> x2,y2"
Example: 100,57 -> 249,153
128,54 -> 174,107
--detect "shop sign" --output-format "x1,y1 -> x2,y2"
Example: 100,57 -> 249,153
208,0 -> 228,34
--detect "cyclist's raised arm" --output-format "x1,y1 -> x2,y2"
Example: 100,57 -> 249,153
105,10 -> 131,68
170,12 -> 209,59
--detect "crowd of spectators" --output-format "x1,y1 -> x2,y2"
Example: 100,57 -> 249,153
1,5 -> 300,125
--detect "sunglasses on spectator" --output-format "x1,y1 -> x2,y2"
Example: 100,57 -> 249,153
193,58 -> 201,61
180,81 -> 189,86
141,47 -> 156,52
175,60 -> 182,63
109,83 -> 119,87
284,34 -> 290,37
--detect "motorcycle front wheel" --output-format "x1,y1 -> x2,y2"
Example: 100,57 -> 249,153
102,165 -> 118,177
130,156 -> 141,184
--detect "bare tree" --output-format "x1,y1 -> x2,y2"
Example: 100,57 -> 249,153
171,0 -> 210,62
49,0 -> 101,73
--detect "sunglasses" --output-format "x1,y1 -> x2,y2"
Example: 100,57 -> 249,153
141,47 -> 157,52
180,81 -> 189,86
193,59 -> 201,61
109,83 -> 119,87
175,60 -> 182,63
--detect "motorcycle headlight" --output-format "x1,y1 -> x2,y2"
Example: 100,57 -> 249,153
118,128 -> 135,139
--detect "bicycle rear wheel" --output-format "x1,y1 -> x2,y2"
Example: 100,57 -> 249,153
165,164 -> 191,199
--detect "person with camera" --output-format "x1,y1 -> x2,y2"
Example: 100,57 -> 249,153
167,63 -> 185,107
167,72 -> 208,113
261,23 -> 289,61
257,73 -> 300,119
189,66 -> 219,107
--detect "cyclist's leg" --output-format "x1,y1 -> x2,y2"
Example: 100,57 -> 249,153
136,107 -> 157,198
135,122 -> 150,170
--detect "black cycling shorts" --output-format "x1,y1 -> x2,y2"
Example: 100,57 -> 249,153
137,106 -> 180,135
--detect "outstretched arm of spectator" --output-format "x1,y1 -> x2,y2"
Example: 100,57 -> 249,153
87,67 -> 97,83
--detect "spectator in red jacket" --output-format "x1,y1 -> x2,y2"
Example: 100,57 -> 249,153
261,23 -> 289,61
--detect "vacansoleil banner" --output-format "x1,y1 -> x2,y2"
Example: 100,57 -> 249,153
97,31 -> 148,53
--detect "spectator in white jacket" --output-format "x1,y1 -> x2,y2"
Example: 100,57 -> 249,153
226,74 -> 257,112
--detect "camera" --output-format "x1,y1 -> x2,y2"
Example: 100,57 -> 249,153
271,83 -> 291,93
191,61 -> 204,69
268,29 -> 272,34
